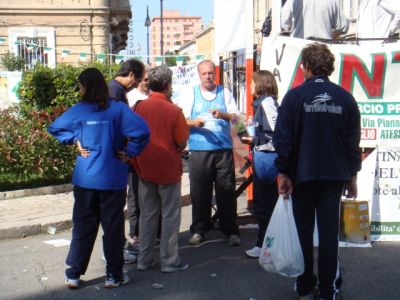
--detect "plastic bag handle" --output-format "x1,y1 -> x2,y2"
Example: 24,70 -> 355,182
283,195 -> 291,212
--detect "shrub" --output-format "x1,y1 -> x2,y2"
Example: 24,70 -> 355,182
51,64 -> 80,108
18,62 -> 118,116
17,64 -> 57,115
0,106 -> 75,191
1,61 -> 121,190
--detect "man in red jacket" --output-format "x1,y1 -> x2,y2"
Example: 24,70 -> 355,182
132,66 -> 190,273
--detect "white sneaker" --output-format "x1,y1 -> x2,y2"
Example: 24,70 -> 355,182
245,246 -> 261,258
65,277 -> 80,289
188,233 -> 204,245
104,272 -> 130,288
124,249 -> 137,264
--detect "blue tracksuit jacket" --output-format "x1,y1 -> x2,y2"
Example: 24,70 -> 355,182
48,99 -> 150,190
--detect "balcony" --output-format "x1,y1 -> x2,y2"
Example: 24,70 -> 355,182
109,0 -> 131,52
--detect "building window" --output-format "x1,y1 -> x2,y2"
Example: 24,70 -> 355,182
8,27 -> 55,68
15,37 -> 49,69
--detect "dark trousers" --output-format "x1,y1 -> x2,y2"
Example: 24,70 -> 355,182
252,176 -> 278,247
65,186 -> 126,280
127,170 -> 140,238
292,181 -> 344,300
189,150 -> 239,236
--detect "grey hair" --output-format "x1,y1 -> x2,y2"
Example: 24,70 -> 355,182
197,59 -> 215,71
144,65 -> 151,73
148,66 -> 173,92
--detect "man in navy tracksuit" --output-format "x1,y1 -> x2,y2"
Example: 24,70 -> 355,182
108,59 -> 145,105
273,43 -> 361,300
108,59 -> 145,263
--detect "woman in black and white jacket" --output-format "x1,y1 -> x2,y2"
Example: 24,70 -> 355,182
242,70 -> 279,258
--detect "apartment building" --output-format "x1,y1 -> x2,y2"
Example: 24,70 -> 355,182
195,24 -> 214,61
0,0 -> 131,69
151,10 -> 203,60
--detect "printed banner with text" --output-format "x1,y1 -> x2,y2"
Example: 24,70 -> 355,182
260,37 -> 400,148
170,64 -> 200,102
371,148 -> 400,240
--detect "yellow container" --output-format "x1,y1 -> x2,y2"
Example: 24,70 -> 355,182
340,200 -> 370,244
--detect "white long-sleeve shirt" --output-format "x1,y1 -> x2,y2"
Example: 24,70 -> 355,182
281,0 -> 349,40
357,0 -> 400,42
127,88 -> 148,107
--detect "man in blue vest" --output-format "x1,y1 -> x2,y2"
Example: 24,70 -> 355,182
178,60 -> 241,246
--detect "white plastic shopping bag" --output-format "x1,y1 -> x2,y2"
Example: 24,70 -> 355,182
259,195 -> 304,277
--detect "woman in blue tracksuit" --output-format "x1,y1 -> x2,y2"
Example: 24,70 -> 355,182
48,68 -> 149,289
243,70 -> 279,258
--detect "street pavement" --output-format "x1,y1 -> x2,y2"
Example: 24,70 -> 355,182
0,173 -> 191,240
0,172 -> 400,299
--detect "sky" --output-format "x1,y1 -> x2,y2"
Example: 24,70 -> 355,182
127,0 -> 214,57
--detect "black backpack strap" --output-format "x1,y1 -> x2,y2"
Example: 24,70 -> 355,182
132,100 -> 143,112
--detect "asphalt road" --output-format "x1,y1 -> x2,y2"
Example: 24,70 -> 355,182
0,219 -> 399,300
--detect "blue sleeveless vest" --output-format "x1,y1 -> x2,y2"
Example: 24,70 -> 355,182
189,85 -> 232,150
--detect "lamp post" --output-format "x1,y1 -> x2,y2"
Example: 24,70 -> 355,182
160,0 -> 164,62
144,6 -> 151,64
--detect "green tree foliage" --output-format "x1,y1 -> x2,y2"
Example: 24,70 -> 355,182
164,51 -> 177,67
183,55 -> 191,65
1,52 -> 25,71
